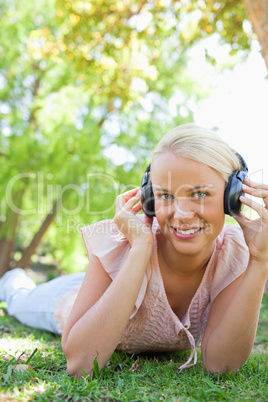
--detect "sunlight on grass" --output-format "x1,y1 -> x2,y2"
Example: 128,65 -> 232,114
1,338 -> 41,356
23,382 -> 47,398
0,295 -> 267,401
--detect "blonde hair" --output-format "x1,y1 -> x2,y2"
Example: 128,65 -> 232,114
152,124 -> 241,183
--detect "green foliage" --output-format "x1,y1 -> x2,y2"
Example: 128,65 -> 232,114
179,0 -> 253,60
0,0 -> 252,271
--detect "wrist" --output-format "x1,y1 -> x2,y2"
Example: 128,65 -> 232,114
248,256 -> 268,277
127,239 -> 154,272
131,237 -> 154,253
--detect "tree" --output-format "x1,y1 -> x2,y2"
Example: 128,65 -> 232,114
1,0 -> 266,277
0,0 -> 201,276
181,0 -> 268,72
243,0 -> 268,71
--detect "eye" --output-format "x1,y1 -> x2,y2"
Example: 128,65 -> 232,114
159,193 -> 173,200
192,191 -> 207,199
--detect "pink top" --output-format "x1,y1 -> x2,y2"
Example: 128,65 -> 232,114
55,217 -> 249,370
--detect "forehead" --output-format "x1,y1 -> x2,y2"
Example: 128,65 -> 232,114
150,152 -> 224,189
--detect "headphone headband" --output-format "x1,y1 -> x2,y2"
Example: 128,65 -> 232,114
236,152 -> 248,174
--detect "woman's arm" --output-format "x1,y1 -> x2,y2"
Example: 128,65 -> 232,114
62,188 -> 154,378
201,259 -> 268,374
202,178 -> 268,373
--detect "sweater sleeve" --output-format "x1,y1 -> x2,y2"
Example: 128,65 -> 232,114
81,219 -> 148,317
210,225 -> 249,303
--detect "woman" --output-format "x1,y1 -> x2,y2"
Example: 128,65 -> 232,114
1,124 -> 268,377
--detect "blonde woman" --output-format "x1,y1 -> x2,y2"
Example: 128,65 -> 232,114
1,124 -> 267,377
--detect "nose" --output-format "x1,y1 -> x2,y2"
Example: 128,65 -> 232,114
173,198 -> 195,220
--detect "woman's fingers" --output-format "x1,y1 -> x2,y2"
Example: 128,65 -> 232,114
116,187 -> 140,210
115,188 -> 143,217
243,184 -> 268,201
242,178 -> 268,208
121,187 -> 140,200
240,195 -> 268,221
244,177 -> 268,190
124,189 -> 141,207
132,202 -> 143,214
113,187 -> 153,246
122,191 -> 142,215
234,212 -> 251,230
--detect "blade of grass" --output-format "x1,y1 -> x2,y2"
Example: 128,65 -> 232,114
26,348 -> 38,364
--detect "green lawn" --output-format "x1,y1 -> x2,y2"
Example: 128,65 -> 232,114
1,295 -> 267,402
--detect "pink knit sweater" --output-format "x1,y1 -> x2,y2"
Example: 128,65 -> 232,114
55,217 -> 249,370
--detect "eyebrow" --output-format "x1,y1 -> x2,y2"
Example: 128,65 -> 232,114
152,186 -> 170,192
153,184 -> 215,192
189,184 -> 215,191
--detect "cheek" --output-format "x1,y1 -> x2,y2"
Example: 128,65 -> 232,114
154,201 -> 171,229
201,198 -> 225,233
154,199 -> 173,220
201,192 -> 225,216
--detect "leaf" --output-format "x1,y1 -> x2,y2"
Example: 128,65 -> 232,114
13,364 -> 34,373
130,357 -> 140,372
92,354 -> 100,379
26,347 -> 38,364
4,365 -> 13,382
80,368 -> 91,378
202,377 -> 222,394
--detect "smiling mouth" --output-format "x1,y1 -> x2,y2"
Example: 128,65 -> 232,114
173,227 -> 201,235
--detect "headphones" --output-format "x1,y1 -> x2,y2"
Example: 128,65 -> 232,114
141,153 -> 248,218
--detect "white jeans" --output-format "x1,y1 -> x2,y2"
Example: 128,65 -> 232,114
1,268 -> 85,335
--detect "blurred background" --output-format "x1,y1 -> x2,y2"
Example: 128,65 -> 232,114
0,0 -> 267,280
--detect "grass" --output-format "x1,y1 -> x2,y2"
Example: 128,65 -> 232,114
0,295 -> 267,402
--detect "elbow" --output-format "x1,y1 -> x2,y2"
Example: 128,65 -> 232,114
66,360 -> 81,378
201,345 -> 248,375
62,332 -> 108,378
64,346 -> 103,379
65,349 -> 95,378
202,354 -> 248,375
62,343 -> 93,378
66,358 -> 92,379
203,362 -> 240,375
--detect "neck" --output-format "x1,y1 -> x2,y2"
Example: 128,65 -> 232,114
157,232 -> 215,277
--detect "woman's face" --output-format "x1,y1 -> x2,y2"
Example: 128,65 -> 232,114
151,152 -> 226,257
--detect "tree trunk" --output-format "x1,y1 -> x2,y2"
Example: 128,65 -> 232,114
15,200 -> 59,269
243,0 -> 268,293
243,0 -> 268,72
0,238 -> 17,276
0,191 -> 24,277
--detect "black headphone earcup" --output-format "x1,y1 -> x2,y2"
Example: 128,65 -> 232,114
224,178 -> 232,215
141,166 -> 155,217
224,172 -> 243,216
141,181 -> 155,217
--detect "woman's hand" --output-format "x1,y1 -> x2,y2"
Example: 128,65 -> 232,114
234,177 -> 268,263
113,187 -> 154,247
